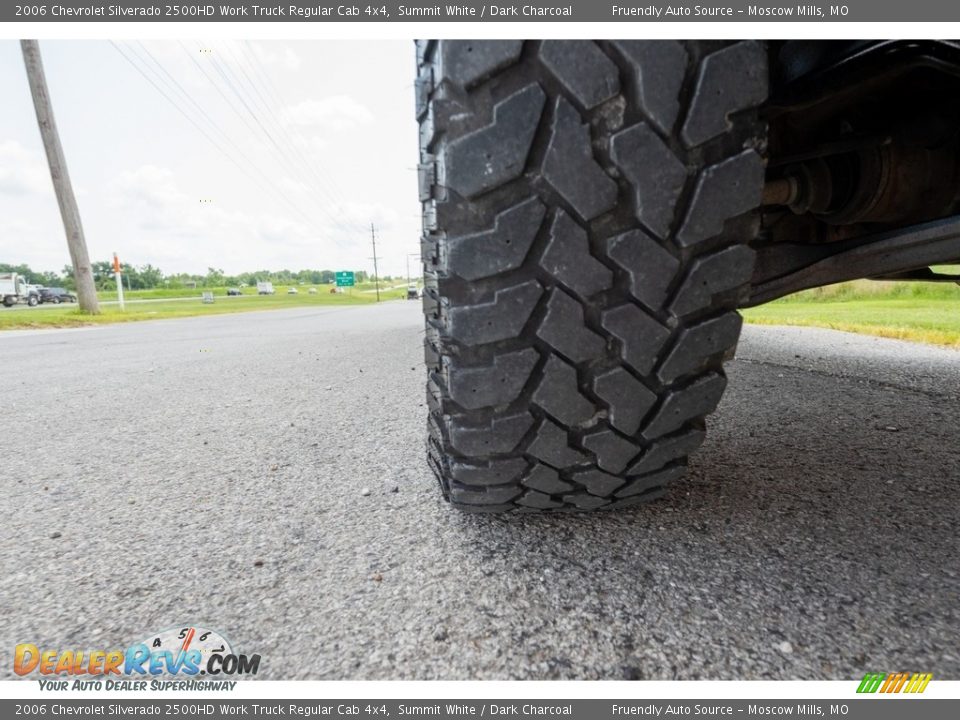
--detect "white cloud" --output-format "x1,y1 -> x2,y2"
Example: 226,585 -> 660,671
276,176 -> 312,196
111,165 -> 187,209
0,40 -> 421,277
98,164 -> 378,274
281,96 -> 374,130
250,42 -> 301,71
0,140 -> 52,196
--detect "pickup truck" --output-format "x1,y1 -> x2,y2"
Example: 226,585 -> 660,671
0,273 -> 39,307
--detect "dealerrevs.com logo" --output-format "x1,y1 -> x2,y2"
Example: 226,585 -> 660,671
14,626 -> 260,689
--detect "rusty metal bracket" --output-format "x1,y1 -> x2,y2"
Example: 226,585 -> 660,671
745,214 -> 960,306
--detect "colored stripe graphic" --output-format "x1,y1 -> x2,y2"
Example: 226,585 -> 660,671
857,673 -> 885,693
858,672 -> 932,693
906,673 -> 933,693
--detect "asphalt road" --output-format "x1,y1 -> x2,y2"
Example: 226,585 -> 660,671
1,303 -> 958,680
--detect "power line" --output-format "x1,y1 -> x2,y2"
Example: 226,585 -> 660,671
160,40 -> 358,249
369,222 -> 380,302
221,40 -> 364,229
235,40 -> 367,229
129,40 -> 342,238
109,41 -> 342,242
191,40 -> 366,244
212,40 -> 370,238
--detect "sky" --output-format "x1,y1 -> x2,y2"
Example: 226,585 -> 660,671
0,40 -> 422,278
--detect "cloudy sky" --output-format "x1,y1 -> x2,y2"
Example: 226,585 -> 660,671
0,40 -> 421,278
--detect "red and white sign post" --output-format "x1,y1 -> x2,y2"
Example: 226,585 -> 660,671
113,253 -> 124,311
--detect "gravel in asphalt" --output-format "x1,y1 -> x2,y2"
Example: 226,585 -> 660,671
0,303 -> 957,680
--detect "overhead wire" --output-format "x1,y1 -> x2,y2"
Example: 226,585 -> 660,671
235,40 -> 370,229
108,40 -> 346,245
217,39 -> 365,229
195,40 -> 366,244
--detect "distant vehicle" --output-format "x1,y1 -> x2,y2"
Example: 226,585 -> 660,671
407,284 -> 421,300
0,273 -> 40,307
226,287 -> 243,296
39,287 -> 77,304
308,287 -> 317,294
287,287 -> 298,294
256,281 -> 275,295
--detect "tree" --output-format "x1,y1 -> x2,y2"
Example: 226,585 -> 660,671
91,260 -> 113,290
0,263 -> 39,283
138,264 -> 163,289
204,267 -> 225,287
37,270 -> 61,286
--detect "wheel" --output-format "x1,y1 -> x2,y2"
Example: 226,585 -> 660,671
2,296 -> 14,308
28,296 -> 38,307
418,41 -> 768,512
52,297 -> 61,304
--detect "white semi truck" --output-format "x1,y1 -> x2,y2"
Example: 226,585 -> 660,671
0,273 -> 40,307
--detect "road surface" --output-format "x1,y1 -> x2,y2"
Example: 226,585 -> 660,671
1,302 -> 957,680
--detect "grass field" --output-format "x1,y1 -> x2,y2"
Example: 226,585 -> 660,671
0,285 -> 407,330
4,273 -> 958,348
89,281 -> 402,301
743,273 -> 960,349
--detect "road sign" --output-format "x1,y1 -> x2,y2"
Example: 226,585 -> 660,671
335,271 -> 355,287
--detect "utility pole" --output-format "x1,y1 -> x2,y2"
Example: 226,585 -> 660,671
370,222 -> 380,302
407,252 -> 420,286
21,40 -> 99,314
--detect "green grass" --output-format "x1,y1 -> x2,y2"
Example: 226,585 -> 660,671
9,271 -> 959,347
92,282 -> 397,301
743,276 -> 960,349
0,287 -> 406,331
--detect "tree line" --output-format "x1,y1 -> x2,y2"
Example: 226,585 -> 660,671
0,263 -> 384,291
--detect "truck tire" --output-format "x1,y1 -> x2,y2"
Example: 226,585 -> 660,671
417,41 -> 768,512
3,296 -> 15,308
28,295 -> 38,307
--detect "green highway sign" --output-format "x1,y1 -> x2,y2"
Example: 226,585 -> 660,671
335,271 -> 355,287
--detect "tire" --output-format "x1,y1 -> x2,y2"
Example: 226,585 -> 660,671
2,297 -> 13,308
53,297 -> 61,304
28,296 -> 38,307
418,41 -> 768,512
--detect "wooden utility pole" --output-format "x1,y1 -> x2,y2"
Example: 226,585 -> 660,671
21,40 -> 99,314
370,222 -> 380,302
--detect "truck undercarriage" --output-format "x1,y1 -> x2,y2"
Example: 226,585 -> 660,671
752,40 -> 960,304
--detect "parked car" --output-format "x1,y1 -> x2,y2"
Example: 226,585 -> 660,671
287,287 -> 298,294
308,287 -> 317,294
226,288 -> 243,296
38,287 -> 76,304
407,284 -> 421,300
